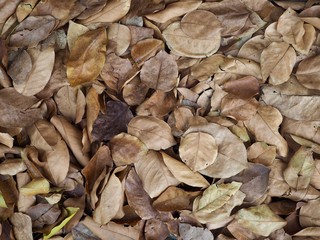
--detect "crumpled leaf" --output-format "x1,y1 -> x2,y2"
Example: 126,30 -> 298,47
163,21 -> 221,58
9,15 -> 56,47
179,131 -> 218,172
8,46 -> 55,96
244,105 -> 288,157
9,213 -> 33,240
135,150 -> 180,198
128,116 -> 176,151
193,182 -> 244,225
296,55 -> 320,90
179,223 -> 214,240
67,28 -> 107,86
145,218 -> 170,240
109,133 -> 148,166
261,85 -> 320,121
161,152 -> 209,188
235,204 -> 287,237
283,147 -> 315,190
260,42 -> 296,85
140,50 -> 178,92
185,123 -> 248,178
92,101 -> 133,142
124,168 -> 159,219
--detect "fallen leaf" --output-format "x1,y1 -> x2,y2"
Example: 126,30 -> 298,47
54,86 -> 78,123
222,76 -> 260,99
292,23 -> 316,54
247,142 -> 276,166
124,168 -> 159,219
294,227 -> 320,238
296,55 -> 320,90
261,85 -> 320,121
72,223 -> 100,240
9,213 -> 33,240
235,204 -> 287,237
67,28 -> 107,86
67,20 -> 89,51
128,116 -> 176,151
109,133 -> 148,166
135,150 -> 180,198
299,199 -> 320,228
145,218 -> 170,240
145,1 -> 201,23
163,21 -> 221,58
140,50 -> 178,92
20,178 -> 50,196
244,105 -> 288,157
107,23 -> 131,56
179,131 -> 218,172
0,132 -> 14,148
161,152 -> 209,188
283,147 -> 315,190
260,42 -> 296,85
92,100 -> 133,142
179,223 -> 214,240
9,15 -> 56,47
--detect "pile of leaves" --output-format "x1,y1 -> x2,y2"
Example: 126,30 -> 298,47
0,0 -> 320,239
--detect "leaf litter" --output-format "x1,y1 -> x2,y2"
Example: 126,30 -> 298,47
0,0 -> 320,239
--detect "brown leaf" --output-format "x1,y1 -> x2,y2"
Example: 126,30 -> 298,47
296,55 -> 320,90
140,50 -> 178,92
292,23 -> 316,54
163,21 -> 221,58
0,175 -> 19,207
92,101 -> 133,142
179,131 -> 218,172
135,150 -> 180,198
145,218 -> 169,240
72,223 -> 100,240
247,142 -> 276,166
54,86 -> 78,123
0,159 -> 27,176
86,87 -> 100,142
0,88 -> 42,128
179,223 -> 214,240
244,105 -> 288,157
222,76 -> 260,99
261,42 -> 296,85
9,15 -> 56,47
9,213 -> 33,240
109,133 -> 148,166
128,116 -> 176,151
26,203 -> 61,229
261,85 -> 320,121
131,38 -> 164,67
125,168 -> 159,219
107,23 -> 131,56
67,28 -> 107,86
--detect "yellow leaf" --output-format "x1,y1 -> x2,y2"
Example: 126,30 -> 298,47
20,178 -> 50,196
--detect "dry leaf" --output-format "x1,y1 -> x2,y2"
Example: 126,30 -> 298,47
67,28 -> 107,86
292,23 -> 316,54
20,178 -> 50,196
296,55 -> 320,90
247,142 -> 276,166
299,199 -> 320,228
140,50 -> 178,92
109,133 -> 148,166
135,150 -> 180,198
107,23 -> 131,56
163,21 -> 221,58
145,1 -> 201,23
128,116 -> 176,151
283,147 -> 315,190
179,223 -> 214,240
67,20 -> 89,51
80,0 -> 131,25
179,131 -> 218,172
235,204 -> 287,237
161,152 -> 209,188
9,213 -> 33,240
54,86 -> 78,122
261,42 -> 296,85
125,168 -> 159,219
145,218 -> 170,240
92,100 -> 133,142
261,85 -> 320,121
222,76 -> 260,99
244,105 -> 288,157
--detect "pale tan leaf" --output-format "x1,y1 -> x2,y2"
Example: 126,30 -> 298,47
296,55 -> 320,90
0,159 -> 27,176
80,0 -> 131,25
9,213 -> 33,240
283,147 -> 315,190
185,123 -> 247,178
93,167 -> 125,225
67,28 -> 107,86
8,46 -> 55,96
50,115 -> 90,167
135,151 -> 180,198
145,1 -> 202,23
292,23 -> 316,54
163,21 -> 221,58
140,50 -> 178,92
127,116 -> 176,151
107,23 -> 131,56
261,42 -> 296,85
109,133 -> 148,166
179,131 -> 218,172
0,132 -> 14,148
235,204 -> 287,237
244,105 -> 288,157
294,227 -> 320,237
261,85 -> 320,121
161,152 -> 209,188
300,199 -> 320,228
67,20 -> 89,51
277,8 -> 305,45
54,86 -> 77,123
179,223 -> 214,240
247,142 -> 276,166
